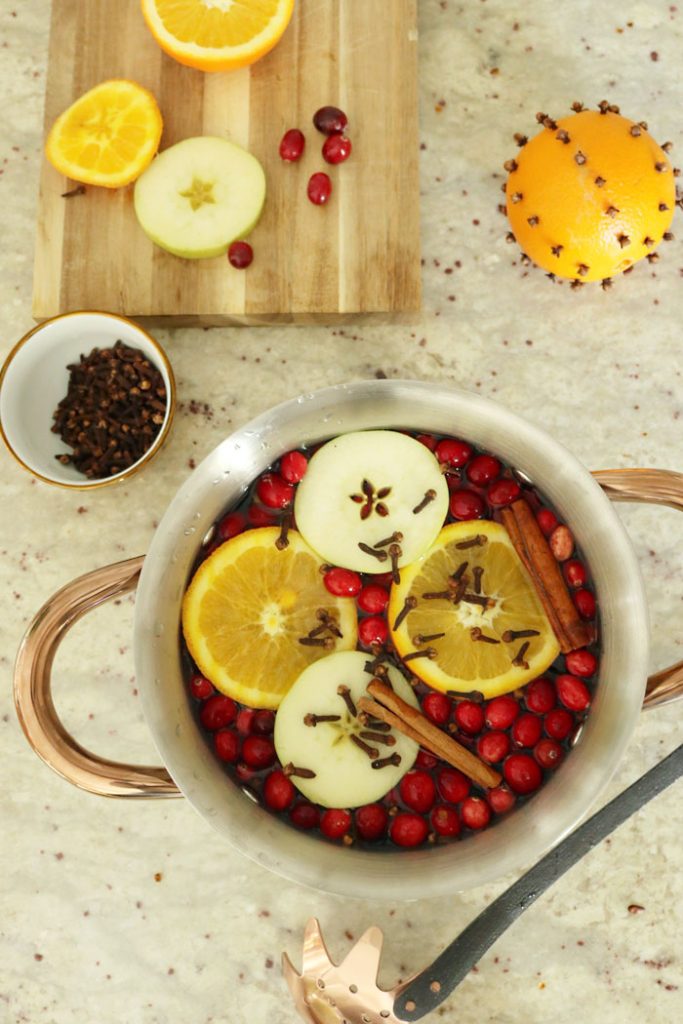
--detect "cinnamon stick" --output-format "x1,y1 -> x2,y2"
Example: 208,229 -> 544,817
359,679 -> 502,789
500,499 -> 592,653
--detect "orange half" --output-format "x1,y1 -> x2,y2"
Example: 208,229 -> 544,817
141,0 -> 295,71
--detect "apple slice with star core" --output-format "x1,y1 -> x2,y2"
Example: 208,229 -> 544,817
133,136 -> 266,259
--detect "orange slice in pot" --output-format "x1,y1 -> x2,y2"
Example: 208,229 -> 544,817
182,527 -> 358,709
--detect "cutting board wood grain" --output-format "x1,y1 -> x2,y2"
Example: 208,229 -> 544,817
33,0 -> 421,326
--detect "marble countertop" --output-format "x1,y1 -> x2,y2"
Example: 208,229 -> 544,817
1,2 -> 681,1022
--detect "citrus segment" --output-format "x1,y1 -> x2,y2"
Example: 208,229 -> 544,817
505,108 -> 676,281
182,527 -> 357,709
141,0 -> 295,71
45,79 -> 163,188
388,521 -> 560,698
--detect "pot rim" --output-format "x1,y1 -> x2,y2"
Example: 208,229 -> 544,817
134,380 -> 648,899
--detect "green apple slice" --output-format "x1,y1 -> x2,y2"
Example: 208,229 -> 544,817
273,650 -> 419,808
294,430 -> 449,573
133,136 -> 266,259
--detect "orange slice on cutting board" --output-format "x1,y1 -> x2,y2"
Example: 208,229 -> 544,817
45,79 -> 163,189
140,0 -> 295,72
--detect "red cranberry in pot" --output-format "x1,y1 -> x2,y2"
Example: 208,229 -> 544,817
430,804 -> 461,836
461,795 -> 491,829
357,584 -> 389,614
320,808 -> 352,839
487,477 -> 521,507
189,673 -> 213,699
503,753 -> 543,794
214,729 -> 240,762
534,738 -> 564,769
436,438 -> 472,467
218,511 -> 246,540
487,785 -> 516,814
400,770 -> 436,813
544,707 -> 574,740
323,566 -> 362,597
565,649 -> 597,677
279,450 -> 308,483
257,473 -> 294,508
422,690 -> 451,725
358,615 -> 388,647
449,489 -> 485,520
200,694 -> 237,731
454,699 -> 485,734
511,712 -> 543,748
290,802 -> 320,829
390,812 -> 429,847
549,524 -> 574,561
564,559 -> 587,588
263,770 -> 295,810
556,674 -> 591,712
485,694 -> 519,730
241,735 -> 276,769
477,730 -> 510,764
525,676 -> 556,714
574,588 -> 596,620
466,454 -> 501,486
355,803 -> 388,841
437,767 -> 470,803
536,508 -> 558,536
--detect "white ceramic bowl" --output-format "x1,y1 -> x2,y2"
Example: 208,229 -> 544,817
0,311 -> 175,487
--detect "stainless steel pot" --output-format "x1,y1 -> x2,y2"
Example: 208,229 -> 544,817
14,381 -> 683,899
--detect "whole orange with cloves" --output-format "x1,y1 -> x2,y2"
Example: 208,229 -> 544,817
504,101 -> 678,285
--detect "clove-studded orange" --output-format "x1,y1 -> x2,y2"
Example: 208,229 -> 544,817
504,104 -> 677,283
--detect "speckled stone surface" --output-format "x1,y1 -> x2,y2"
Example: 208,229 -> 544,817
1,2 -> 682,1023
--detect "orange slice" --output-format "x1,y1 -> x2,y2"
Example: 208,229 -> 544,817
388,521 -> 560,699
141,0 -> 295,72
505,108 -> 676,281
181,527 -> 358,709
45,79 -> 163,189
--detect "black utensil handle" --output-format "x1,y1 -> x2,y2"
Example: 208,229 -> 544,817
395,742 -> 683,1021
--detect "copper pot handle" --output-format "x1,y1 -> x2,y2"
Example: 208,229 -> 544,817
13,556 -> 180,798
592,468 -> 683,709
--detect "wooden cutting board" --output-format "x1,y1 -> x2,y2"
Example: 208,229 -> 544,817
33,0 -> 421,326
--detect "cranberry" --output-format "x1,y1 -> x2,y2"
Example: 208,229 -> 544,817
449,489 -> 484,520
279,450 -> 308,483
466,454 -> 501,486
322,133 -> 352,164
556,674 -> 591,712
214,729 -> 240,762
503,753 -> 543,794
357,584 -> 389,614
565,649 -> 597,677
536,508 -> 559,536
400,770 -> 436,812
227,241 -> 253,269
199,694 -> 237,731
252,709 -> 275,734
437,767 -> 470,804
487,478 -> 521,507
574,588 -> 596,619
320,808 -> 352,839
544,707 -> 574,740
323,566 -> 362,597
477,730 -> 510,764
263,770 -> 295,810
422,691 -> 451,725
307,172 -> 332,205
235,708 -> 255,734
430,804 -> 461,837
217,511 -> 246,540
415,433 -> 437,451
524,676 -> 556,714
461,795 -> 491,829
313,105 -> 348,135
189,673 -> 213,700
487,786 -> 516,814
454,700 -> 485,734
358,615 -> 388,646
355,803 -> 388,841
485,695 -> 519,730
235,761 -> 256,782
512,712 -> 543,747
534,738 -> 564,769
279,127 -> 305,161
435,438 -> 472,467
256,473 -> 294,508
241,735 -> 276,769
564,559 -> 587,588
247,504 -> 278,526
290,802 -> 320,829
549,524 -> 574,561
416,750 -> 439,770
390,812 -> 429,847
